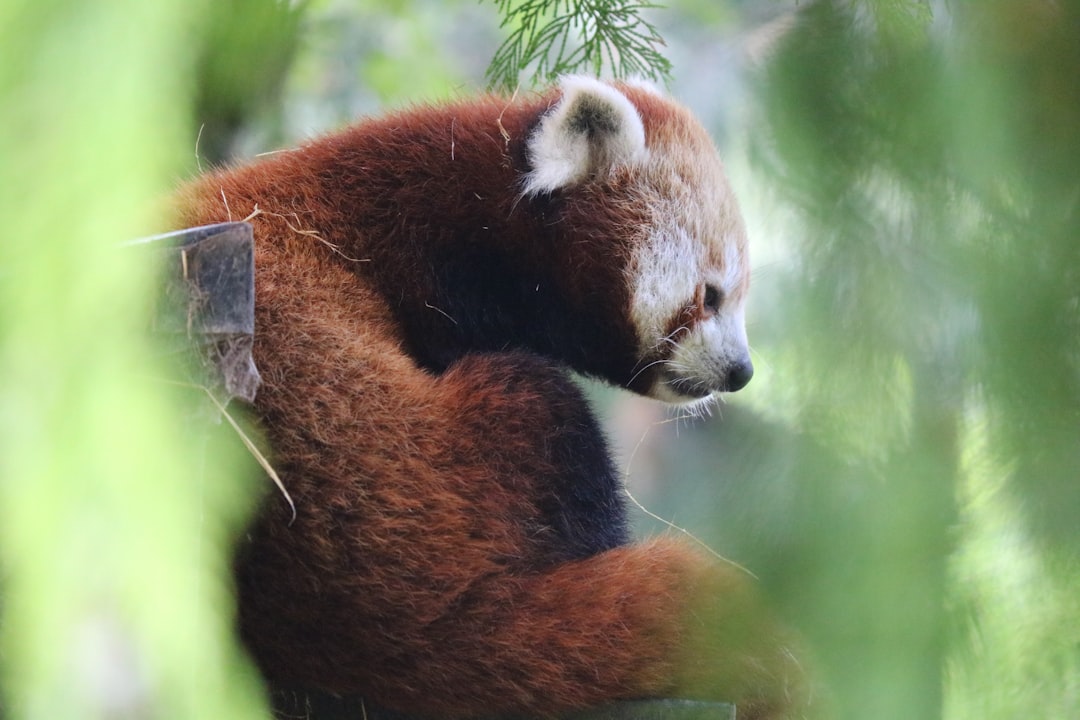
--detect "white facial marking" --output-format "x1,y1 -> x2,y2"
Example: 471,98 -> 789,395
626,112 -> 751,404
631,224 -> 699,346
721,239 -> 743,300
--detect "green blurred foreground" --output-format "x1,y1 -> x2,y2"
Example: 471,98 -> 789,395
748,4 -> 1080,718
0,1 -> 267,718
0,1 -> 1077,719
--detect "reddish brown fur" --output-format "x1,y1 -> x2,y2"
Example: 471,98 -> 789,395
175,84 -> 805,718
179,91 -> 652,383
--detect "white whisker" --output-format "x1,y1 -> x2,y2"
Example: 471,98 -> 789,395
621,414 -> 758,580
626,357 -> 672,388
748,343 -> 771,373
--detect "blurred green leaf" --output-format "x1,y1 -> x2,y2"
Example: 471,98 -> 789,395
0,1 -> 270,717
731,1 -> 1080,717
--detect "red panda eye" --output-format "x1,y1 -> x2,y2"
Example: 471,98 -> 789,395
703,284 -> 723,314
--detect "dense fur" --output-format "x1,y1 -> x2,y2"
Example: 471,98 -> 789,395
176,78 -> 801,719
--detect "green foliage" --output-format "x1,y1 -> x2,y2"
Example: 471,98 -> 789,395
0,1 -> 269,718
725,0 -> 1080,717
193,0 -> 309,163
486,0 -> 672,89
346,0 -> 467,105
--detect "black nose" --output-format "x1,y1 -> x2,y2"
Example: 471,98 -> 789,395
724,358 -> 754,392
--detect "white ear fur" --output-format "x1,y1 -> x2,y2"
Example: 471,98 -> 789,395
522,76 -> 647,196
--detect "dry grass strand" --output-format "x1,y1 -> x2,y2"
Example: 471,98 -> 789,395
161,378 -> 297,525
622,413 -> 757,579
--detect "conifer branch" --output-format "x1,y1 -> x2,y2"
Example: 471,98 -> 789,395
486,0 -> 672,90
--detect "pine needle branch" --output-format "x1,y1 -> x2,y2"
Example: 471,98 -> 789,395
486,0 -> 672,90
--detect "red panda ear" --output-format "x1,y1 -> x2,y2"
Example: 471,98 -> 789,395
522,76 -> 647,196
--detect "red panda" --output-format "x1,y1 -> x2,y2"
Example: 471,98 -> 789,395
176,76 -> 803,719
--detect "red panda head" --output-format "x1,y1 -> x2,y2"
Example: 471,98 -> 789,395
522,76 -> 753,405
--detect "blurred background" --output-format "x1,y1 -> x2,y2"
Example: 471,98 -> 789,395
1,1 -> 1077,719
